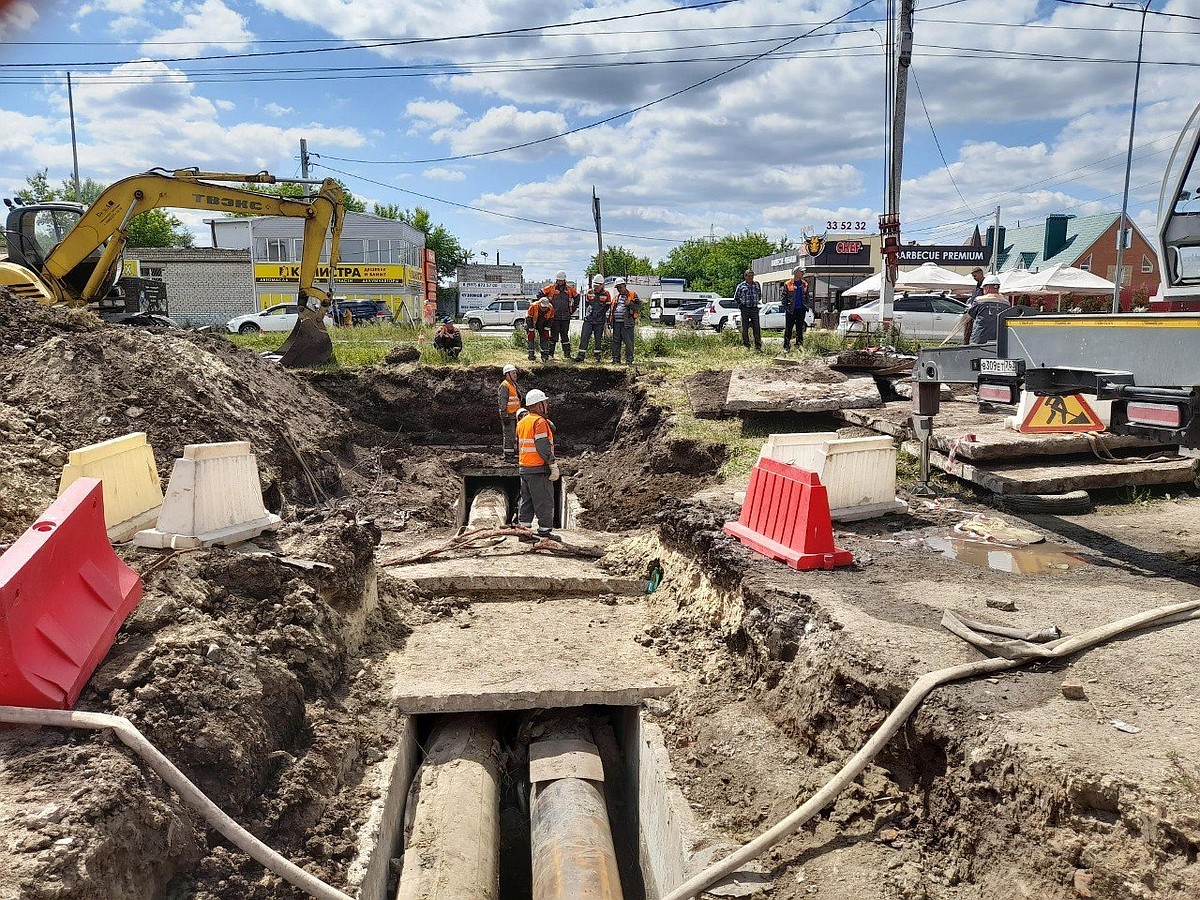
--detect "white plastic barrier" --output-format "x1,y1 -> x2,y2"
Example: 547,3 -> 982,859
759,432 -> 906,521
58,432 -> 164,541
134,441 -> 282,549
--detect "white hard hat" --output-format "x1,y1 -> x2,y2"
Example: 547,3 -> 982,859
503,363 -> 517,374
516,407 -> 528,420
554,270 -> 567,281
592,274 -> 605,286
615,276 -> 627,287
525,388 -> 548,406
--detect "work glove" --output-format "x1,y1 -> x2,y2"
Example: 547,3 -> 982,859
549,463 -> 561,482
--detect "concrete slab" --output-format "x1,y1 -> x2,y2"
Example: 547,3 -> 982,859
929,420 -> 1164,462
383,552 -> 644,597
903,442 -> 1197,494
724,364 -> 881,414
836,399 -> 1003,439
388,599 -> 677,713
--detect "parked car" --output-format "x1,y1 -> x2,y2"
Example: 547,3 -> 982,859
730,302 -> 815,331
676,304 -> 708,328
464,296 -> 532,331
836,294 -> 967,340
107,312 -> 180,328
700,297 -> 740,331
333,299 -> 395,326
227,303 -> 335,334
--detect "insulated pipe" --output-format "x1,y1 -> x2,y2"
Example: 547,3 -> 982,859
394,713 -> 501,900
529,717 -> 624,900
661,599 -> 1200,900
0,706 -> 354,900
467,486 -> 510,529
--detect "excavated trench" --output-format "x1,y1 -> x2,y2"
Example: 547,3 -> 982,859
3,354 -> 1195,900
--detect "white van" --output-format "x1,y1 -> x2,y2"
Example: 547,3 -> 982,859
648,290 -> 718,325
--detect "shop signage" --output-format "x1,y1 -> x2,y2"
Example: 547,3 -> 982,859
897,246 -> 988,265
254,263 -> 416,283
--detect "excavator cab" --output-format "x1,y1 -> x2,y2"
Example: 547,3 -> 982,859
2,202 -> 116,303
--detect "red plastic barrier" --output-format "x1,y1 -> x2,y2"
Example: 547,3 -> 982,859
724,457 -> 853,571
0,478 -> 142,708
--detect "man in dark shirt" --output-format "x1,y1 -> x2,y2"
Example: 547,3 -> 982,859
967,266 -> 985,301
733,269 -> 762,351
780,264 -> 809,352
963,274 -> 1009,344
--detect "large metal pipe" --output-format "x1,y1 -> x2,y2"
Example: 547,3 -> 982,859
467,486 -> 510,528
395,714 -> 501,900
529,716 -> 624,900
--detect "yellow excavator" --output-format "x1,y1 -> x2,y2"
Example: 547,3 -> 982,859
0,168 -> 345,366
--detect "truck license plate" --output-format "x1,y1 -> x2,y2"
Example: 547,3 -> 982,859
979,358 -> 1019,376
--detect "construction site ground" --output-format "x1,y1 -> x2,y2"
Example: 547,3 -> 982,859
0,296 -> 1197,900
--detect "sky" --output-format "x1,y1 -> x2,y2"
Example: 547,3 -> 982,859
1,0 -> 1198,282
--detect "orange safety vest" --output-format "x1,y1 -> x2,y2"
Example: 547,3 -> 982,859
502,379 -> 520,414
516,412 -> 554,468
529,300 -> 555,326
608,289 -> 640,323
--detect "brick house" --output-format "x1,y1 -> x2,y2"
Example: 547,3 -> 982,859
988,213 -> 1159,309
125,247 -> 254,327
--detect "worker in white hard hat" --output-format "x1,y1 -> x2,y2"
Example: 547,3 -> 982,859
576,274 -> 611,362
963,273 -> 1010,344
539,270 -> 579,361
497,363 -> 523,461
515,388 -> 560,539
607,276 -> 642,364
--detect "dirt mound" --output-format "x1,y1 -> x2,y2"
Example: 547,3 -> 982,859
0,288 -> 102,357
0,519 -> 402,900
308,363 -> 629,449
0,326 -> 354,541
573,386 -> 727,529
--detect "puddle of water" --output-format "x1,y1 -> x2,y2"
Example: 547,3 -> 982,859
926,536 -> 1088,575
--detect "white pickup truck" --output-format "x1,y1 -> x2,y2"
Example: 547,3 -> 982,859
464,295 -> 533,330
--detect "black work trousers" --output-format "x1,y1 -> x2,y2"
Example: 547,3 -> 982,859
611,320 -> 635,364
548,319 -> 571,357
784,308 -> 806,350
578,320 -> 605,360
518,471 -> 555,534
740,306 -> 762,350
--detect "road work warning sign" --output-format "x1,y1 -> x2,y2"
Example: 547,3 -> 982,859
1019,393 -> 1104,434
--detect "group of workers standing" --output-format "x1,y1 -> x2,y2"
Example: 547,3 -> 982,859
526,271 -> 642,364
498,364 -> 560,540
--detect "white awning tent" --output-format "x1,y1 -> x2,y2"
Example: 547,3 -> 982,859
1002,263 -> 1116,296
844,263 -> 974,298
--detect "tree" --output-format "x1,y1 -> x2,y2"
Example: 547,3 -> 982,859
587,245 -> 654,278
229,178 -> 365,214
394,206 -> 473,281
14,168 -> 194,248
657,230 -> 780,296
372,202 -> 402,219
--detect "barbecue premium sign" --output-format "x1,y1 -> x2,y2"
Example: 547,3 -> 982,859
897,245 -> 989,265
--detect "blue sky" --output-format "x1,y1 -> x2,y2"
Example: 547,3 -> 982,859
1,0 -> 1198,282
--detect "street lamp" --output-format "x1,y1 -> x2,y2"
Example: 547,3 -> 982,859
1112,0 -> 1153,314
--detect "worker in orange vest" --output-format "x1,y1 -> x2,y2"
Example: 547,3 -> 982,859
607,276 -> 641,364
515,388 -> 560,539
526,296 -> 555,362
540,270 -> 579,359
498,363 -> 523,460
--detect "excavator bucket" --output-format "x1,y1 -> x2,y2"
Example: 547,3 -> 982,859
277,307 -> 333,368
0,478 -> 143,708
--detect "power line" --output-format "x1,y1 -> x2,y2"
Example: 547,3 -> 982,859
910,66 -> 977,220
312,0 -> 878,166
313,162 -> 686,245
0,0 -> 741,68
1051,0 -> 1200,24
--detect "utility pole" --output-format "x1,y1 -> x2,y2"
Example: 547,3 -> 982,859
879,0 -> 913,326
1113,0 -> 1151,314
299,138 -> 310,179
592,187 -> 604,278
67,72 -> 81,202
990,205 -> 1001,273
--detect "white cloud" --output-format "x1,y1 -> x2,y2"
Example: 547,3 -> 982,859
406,99 -> 464,128
0,1 -> 38,37
423,167 -> 467,182
141,0 -> 254,57
263,102 -> 294,117
447,105 -> 568,161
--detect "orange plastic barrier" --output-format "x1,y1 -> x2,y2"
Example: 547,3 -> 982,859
723,457 -> 853,571
0,478 -> 143,708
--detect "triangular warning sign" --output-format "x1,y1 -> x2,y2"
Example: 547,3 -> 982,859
1020,393 -> 1104,434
